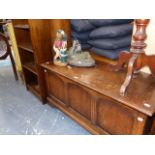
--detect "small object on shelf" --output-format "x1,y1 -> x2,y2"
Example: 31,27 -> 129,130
68,40 -> 95,67
14,24 -> 29,30
53,29 -> 68,66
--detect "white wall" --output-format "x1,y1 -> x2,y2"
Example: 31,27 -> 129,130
134,19 -> 155,74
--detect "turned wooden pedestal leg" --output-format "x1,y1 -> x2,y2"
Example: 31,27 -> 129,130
112,19 -> 155,96
119,53 -> 138,96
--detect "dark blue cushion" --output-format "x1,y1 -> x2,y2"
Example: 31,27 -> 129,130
88,19 -> 134,27
81,43 -> 92,50
88,35 -> 132,50
90,47 -> 130,60
71,30 -> 90,41
89,24 -> 133,39
71,19 -> 96,32
71,37 -> 88,44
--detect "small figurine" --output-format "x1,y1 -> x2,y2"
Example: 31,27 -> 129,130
68,40 -> 95,67
53,29 -> 68,66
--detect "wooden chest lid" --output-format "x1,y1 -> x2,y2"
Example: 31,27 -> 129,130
42,61 -> 155,116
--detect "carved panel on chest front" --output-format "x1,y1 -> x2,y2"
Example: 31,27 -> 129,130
68,83 -> 92,120
45,71 -> 66,103
96,97 -> 146,135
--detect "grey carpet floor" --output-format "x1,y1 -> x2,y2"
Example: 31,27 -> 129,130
0,62 -> 90,135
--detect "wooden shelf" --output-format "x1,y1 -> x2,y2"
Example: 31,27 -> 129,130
14,24 -> 29,30
28,82 -> 40,93
18,42 -> 33,53
27,83 -> 41,100
23,62 -> 37,75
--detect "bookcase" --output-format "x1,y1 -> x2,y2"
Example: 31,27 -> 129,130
12,19 -> 52,102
